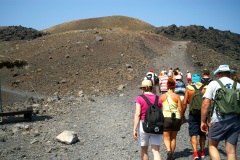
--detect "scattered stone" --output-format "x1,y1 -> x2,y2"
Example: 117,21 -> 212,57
30,138 -> 38,144
56,130 -> 79,145
95,35 -> 103,41
78,90 -> 84,97
59,79 -> 67,84
117,84 -> 125,91
0,137 -> 6,142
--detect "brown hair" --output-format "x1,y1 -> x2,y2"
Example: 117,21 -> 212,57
167,78 -> 176,89
203,69 -> 210,75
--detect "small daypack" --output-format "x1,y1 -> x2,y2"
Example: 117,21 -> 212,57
189,85 -> 204,115
140,95 -> 164,134
145,73 -> 159,85
212,80 -> 240,117
174,80 -> 186,95
154,74 -> 159,85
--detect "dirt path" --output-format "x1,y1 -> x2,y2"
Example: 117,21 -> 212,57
153,41 -> 199,79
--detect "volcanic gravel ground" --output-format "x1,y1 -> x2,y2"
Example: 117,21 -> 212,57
0,41 -> 239,160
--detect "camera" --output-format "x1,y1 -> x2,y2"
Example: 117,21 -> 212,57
171,112 -> 176,120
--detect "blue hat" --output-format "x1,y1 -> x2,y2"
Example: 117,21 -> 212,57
192,73 -> 201,83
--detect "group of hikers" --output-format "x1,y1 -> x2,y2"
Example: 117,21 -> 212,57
133,64 -> 240,160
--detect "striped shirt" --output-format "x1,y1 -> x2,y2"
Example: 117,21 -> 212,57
160,75 -> 169,92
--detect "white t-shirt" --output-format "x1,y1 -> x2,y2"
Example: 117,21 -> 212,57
203,77 -> 240,123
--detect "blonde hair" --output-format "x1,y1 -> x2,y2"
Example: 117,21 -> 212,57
141,86 -> 153,92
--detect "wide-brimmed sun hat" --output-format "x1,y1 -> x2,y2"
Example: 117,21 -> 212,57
140,79 -> 152,89
213,64 -> 235,75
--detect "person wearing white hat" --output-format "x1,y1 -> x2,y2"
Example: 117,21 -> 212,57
133,79 -> 163,160
145,69 -> 159,95
201,64 -> 240,160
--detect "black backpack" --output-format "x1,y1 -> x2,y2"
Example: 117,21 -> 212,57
154,74 -> 159,85
140,95 -> 164,134
201,77 -> 213,86
145,73 -> 159,85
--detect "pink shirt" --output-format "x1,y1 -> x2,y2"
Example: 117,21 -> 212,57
135,94 -> 162,120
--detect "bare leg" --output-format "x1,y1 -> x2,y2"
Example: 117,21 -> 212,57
208,138 -> 221,160
163,131 -> 171,152
199,135 -> 206,151
170,131 -> 178,153
151,144 -> 161,160
225,141 -> 237,160
191,136 -> 198,152
141,146 -> 149,160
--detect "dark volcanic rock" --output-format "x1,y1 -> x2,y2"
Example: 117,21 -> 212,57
0,26 -> 49,41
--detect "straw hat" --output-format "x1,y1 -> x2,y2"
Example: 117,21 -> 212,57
140,79 -> 152,89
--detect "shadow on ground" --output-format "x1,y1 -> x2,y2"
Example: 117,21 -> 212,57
0,115 -> 52,125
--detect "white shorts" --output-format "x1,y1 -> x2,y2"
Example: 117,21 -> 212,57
138,121 -> 163,146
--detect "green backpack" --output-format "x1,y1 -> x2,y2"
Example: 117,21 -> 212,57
212,79 -> 240,117
189,85 -> 204,115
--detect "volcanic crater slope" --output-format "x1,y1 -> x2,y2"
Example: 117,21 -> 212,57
0,15 -> 239,101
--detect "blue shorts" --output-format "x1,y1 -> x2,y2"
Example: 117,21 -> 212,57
188,113 -> 206,137
209,116 -> 240,145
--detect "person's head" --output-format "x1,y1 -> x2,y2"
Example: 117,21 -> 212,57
214,64 -> 234,78
173,70 -> 178,76
230,70 -> 239,82
232,74 -> 239,82
202,68 -> 210,76
140,79 -> 152,92
167,78 -> 176,90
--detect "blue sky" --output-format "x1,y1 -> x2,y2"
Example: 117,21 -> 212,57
1,0 -> 240,34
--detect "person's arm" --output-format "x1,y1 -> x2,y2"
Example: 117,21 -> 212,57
133,103 -> 141,140
176,95 -> 182,115
200,98 -> 211,134
176,95 -> 185,124
182,88 -> 189,113
158,79 -> 162,93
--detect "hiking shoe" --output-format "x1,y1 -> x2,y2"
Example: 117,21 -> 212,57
166,151 -> 172,160
192,153 -> 199,160
200,151 -> 205,159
